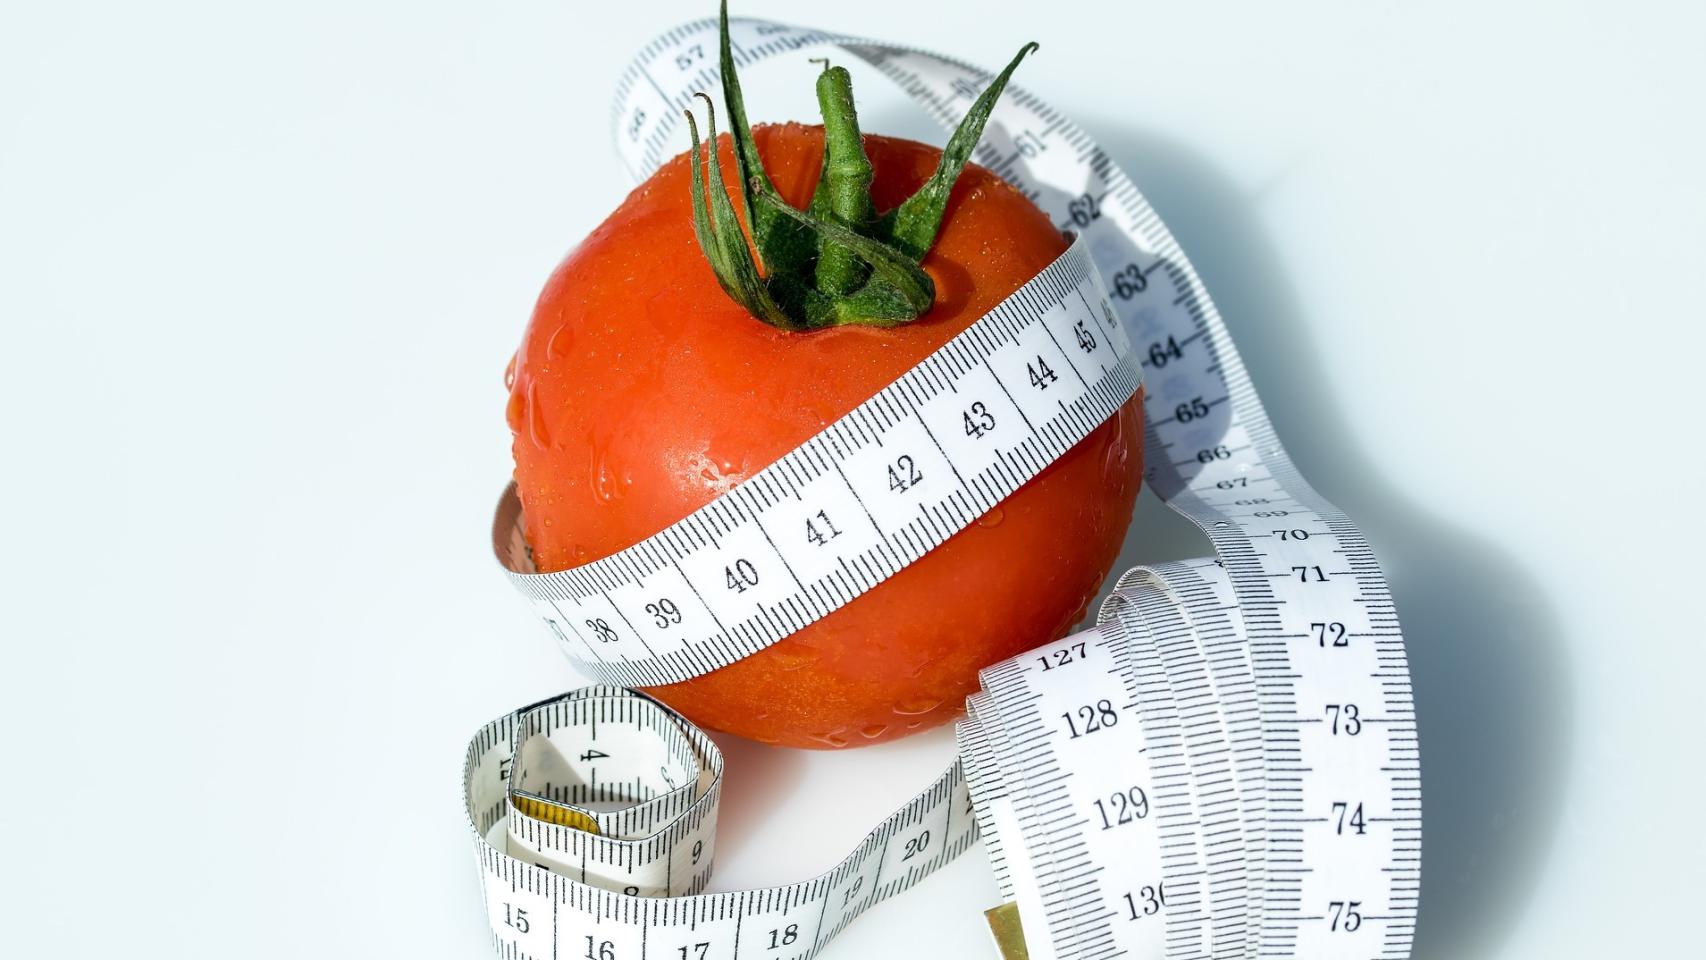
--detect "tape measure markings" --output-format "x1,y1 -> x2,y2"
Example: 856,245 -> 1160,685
471,15 -> 1420,960
469,689 -> 982,960
1130,579 -> 1246,958
502,239 -> 1139,690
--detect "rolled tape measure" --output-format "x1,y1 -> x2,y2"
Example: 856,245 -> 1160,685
465,14 -> 1420,960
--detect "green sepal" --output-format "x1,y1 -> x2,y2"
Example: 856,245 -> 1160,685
885,43 -> 1039,261
716,0 -> 816,279
685,94 -> 796,328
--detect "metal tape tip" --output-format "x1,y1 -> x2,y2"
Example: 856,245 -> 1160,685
984,902 -> 1029,960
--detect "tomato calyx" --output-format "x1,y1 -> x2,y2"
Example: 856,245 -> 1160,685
684,1 -> 1038,332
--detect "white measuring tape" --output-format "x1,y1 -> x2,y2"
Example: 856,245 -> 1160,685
466,14 -> 1420,960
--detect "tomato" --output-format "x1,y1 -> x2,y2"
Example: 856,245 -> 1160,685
507,121 -> 1143,747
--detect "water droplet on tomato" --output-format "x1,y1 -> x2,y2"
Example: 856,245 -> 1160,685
859,724 -> 888,740
767,648 -> 816,671
892,697 -> 941,716
809,730 -> 850,748
690,446 -> 744,494
546,323 -> 574,360
591,453 -> 618,503
503,352 -> 517,390
1103,434 -> 1130,476
526,381 -> 551,450
977,506 -> 1005,528
807,403 -> 839,428
707,445 -> 741,477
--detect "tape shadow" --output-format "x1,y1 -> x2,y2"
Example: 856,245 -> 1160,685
1081,119 -> 1573,959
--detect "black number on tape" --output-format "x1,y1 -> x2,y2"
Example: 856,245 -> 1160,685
887,454 -> 922,493
1148,335 -> 1183,368
1094,786 -> 1151,829
646,598 -> 682,629
1332,801 -> 1367,836
1063,699 -> 1119,739
1294,566 -> 1329,584
1325,703 -> 1361,735
805,509 -> 842,546
1037,640 -> 1088,671
962,401 -> 996,438
1028,356 -> 1060,389
1329,901 -> 1363,932
1066,191 -> 1100,227
1073,319 -> 1097,353
1174,396 -> 1212,423
725,559 -> 759,593
1124,882 -> 1166,919
1110,262 -> 1148,299
902,829 -> 931,861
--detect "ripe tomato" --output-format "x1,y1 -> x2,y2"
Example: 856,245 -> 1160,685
507,122 -> 1143,747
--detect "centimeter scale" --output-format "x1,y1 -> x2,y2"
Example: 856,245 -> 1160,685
465,14 -> 1420,960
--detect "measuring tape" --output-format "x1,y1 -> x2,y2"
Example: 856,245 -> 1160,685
466,14 -> 1420,960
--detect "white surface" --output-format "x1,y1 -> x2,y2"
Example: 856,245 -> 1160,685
2,1 -> 1702,957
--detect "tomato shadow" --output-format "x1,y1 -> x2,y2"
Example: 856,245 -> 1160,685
701,729 -> 811,877
1074,119 -> 1574,959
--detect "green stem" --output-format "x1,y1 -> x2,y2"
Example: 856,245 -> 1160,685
812,65 -> 876,297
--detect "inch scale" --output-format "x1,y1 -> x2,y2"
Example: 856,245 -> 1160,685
467,14 -> 1420,960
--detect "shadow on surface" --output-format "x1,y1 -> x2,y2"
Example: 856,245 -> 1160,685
1082,118 -> 1574,959
704,730 -> 811,860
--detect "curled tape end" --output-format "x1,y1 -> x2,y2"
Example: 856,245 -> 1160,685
983,902 -> 1030,960
510,793 -> 602,835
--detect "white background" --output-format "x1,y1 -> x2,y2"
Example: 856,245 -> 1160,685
3,1 -> 1702,956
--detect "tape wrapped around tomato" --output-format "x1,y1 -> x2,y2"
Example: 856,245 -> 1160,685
502,14 -> 1142,748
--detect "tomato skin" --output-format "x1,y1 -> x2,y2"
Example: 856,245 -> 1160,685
508,122 -> 1143,748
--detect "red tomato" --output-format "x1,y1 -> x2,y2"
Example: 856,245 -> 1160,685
507,122 -> 1143,747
